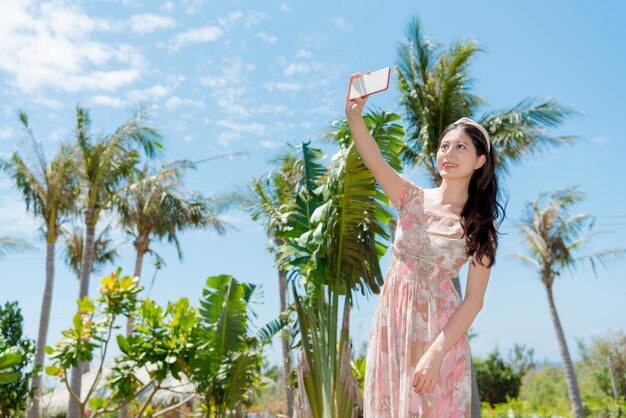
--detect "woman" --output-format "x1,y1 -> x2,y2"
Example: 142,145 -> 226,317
345,73 -> 505,417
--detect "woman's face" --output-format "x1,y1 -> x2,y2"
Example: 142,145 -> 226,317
436,128 -> 486,179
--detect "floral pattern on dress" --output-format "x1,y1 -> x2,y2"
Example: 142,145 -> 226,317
363,174 -> 472,418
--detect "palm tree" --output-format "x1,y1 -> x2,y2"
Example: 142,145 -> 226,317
62,224 -> 118,280
0,111 -> 80,418
243,149 -> 301,416
394,15 -> 579,415
114,161 -> 229,337
61,223 -> 118,375
271,110 -> 405,417
67,105 -> 163,418
506,187 -> 626,417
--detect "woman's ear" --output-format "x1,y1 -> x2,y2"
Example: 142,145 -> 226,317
475,154 -> 487,170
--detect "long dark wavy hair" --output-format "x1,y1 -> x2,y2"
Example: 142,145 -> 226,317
438,121 -> 508,268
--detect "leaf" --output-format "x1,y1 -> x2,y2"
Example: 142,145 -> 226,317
0,371 -> 19,384
0,352 -> 21,369
117,334 -> 131,355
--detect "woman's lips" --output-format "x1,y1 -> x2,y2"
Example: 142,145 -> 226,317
443,163 -> 457,169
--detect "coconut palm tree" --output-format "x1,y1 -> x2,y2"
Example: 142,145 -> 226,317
62,223 -> 118,375
62,224 -> 118,280
0,111 -> 80,418
270,110 -> 405,417
506,187 -> 626,417
394,15 -> 579,415
241,149 -> 301,417
113,161 -> 230,337
67,105 -> 163,418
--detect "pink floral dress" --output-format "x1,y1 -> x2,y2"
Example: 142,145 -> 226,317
363,174 -> 472,418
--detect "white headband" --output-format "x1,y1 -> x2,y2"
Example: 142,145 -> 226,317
454,117 -> 491,154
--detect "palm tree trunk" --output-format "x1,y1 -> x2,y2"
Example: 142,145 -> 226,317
120,245 -> 146,418
546,285 -> 585,417
68,208 -> 97,418
452,274 -> 482,417
278,267 -> 294,417
125,246 -> 145,336
27,240 -> 56,418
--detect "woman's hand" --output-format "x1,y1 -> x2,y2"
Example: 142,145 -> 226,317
411,351 -> 443,394
345,71 -> 370,119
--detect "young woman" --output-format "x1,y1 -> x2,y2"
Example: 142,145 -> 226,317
345,73 -> 505,417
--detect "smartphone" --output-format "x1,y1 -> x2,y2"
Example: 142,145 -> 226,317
348,67 -> 391,100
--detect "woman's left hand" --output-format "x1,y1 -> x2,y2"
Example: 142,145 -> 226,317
411,351 -> 443,394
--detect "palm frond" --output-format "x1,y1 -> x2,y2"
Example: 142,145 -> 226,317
480,97 -> 581,175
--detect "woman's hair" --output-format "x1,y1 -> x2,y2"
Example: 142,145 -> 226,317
438,120 -> 507,268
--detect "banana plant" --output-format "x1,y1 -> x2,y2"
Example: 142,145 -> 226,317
189,274 -> 287,417
275,110 -> 405,418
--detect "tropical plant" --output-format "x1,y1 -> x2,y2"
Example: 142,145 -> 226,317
0,301 -> 36,416
0,111 -> 80,418
392,15 -> 579,415
68,105 -> 163,418
244,147 -> 302,416
62,224 -> 118,280
189,274 -> 287,417
113,161 -> 224,337
272,110 -> 404,418
506,187 -> 626,417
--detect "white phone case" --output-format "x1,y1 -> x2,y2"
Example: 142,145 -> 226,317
349,67 -> 391,100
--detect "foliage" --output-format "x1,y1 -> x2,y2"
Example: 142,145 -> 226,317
275,113 -> 405,417
576,329 -> 626,401
190,274 -> 286,417
0,337 -> 22,385
474,344 -> 535,407
0,301 -> 37,416
45,269 -> 142,417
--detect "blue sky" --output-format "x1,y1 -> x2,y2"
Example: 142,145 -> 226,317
1,0 -> 625,388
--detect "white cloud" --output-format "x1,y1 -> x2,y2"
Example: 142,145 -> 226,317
127,85 -> 170,102
217,11 -> 266,30
332,17 -> 353,31
284,63 -> 311,76
259,140 -> 282,149
263,81 -> 303,92
129,14 -> 176,35
296,49 -> 312,59
0,0 -> 143,94
182,0 -> 208,15
253,104 -> 294,116
199,57 -> 256,117
165,96 -> 204,110
91,95 -> 125,108
163,2 -> 175,12
30,95 -> 63,109
256,32 -> 278,44
168,25 -> 223,51
279,3 -> 291,12
216,120 -> 267,146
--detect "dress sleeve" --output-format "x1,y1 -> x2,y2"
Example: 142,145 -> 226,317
391,174 -> 419,213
